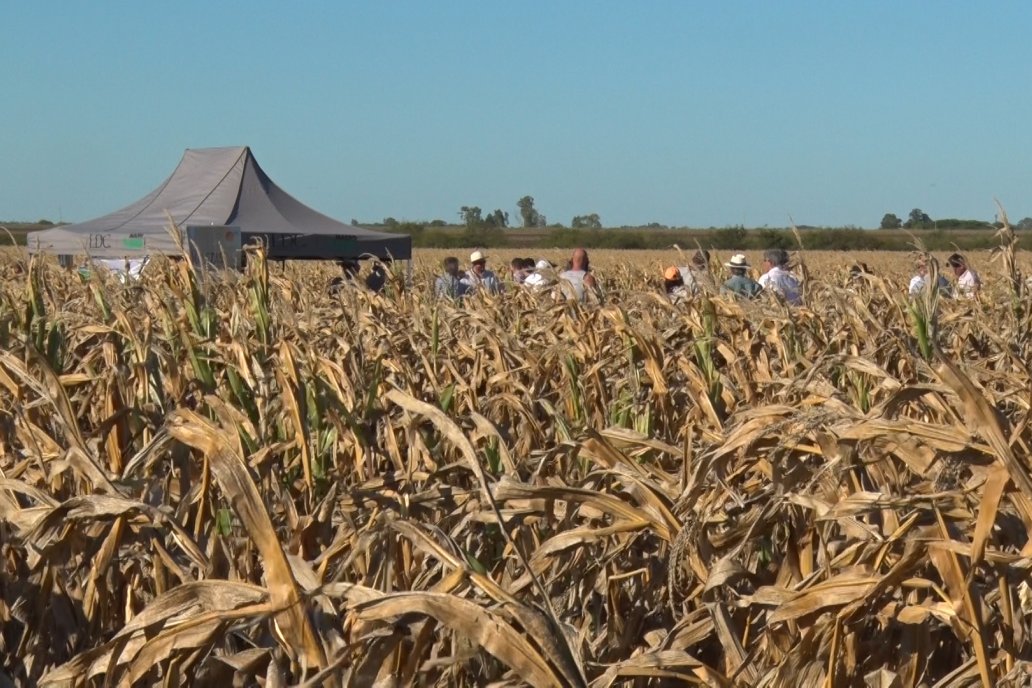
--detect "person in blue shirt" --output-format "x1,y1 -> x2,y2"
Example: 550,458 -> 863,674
721,254 -> 762,299
435,256 -> 468,299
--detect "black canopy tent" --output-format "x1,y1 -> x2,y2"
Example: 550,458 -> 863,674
27,146 -> 410,262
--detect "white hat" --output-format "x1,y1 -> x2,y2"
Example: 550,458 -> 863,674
724,254 -> 750,269
469,250 -> 487,263
535,259 -> 553,270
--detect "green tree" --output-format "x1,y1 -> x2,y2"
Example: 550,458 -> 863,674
879,213 -> 902,229
517,196 -> 541,228
1017,217 -> 1032,231
571,213 -> 602,229
459,206 -> 483,228
903,208 -> 932,229
483,209 -> 508,228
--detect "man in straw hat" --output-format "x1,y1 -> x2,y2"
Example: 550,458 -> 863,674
721,254 -> 762,299
461,249 -> 502,295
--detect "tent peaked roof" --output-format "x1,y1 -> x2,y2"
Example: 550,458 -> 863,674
28,146 -> 410,260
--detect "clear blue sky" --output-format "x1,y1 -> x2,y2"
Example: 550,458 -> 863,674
3,1 -> 1030,228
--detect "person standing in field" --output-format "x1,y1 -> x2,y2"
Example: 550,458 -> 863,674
680,249 -> 715,295
559,248 -> 599,302
365,260 -> 389,294
663,266 -> 690,303
329,259 -> 360,295
946,253 -> 980,299
908,259 -> 952,297
509,257 -> 532,286
435,256 -> 468,300
758,247 -> 802,305
848,262 -> 872,283
524,258 -> 556,290
721,254 -> 762,299
461,250 -> 502,295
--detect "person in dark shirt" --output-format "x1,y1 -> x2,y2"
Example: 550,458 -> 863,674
365,261 -> 389,294
329,259 -> 361,295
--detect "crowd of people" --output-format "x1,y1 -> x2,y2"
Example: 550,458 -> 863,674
430,248 -> 601,301
425,247 -> 801,304
332,246 -> 985,306
907,253 -> 981,299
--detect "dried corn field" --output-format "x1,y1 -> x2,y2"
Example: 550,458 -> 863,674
4,238 -> 1032,687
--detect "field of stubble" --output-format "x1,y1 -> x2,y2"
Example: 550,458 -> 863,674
3,244 -> 1032,687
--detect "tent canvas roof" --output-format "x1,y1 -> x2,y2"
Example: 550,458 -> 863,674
27,146 -> 410,260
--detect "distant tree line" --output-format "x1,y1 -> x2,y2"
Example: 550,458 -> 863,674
370,196 -> 606,233
8,212 -> 1032,251
879,208 -> 1000,230
356,222 -> 1029,252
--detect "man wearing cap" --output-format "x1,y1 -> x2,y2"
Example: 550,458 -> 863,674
461,250 -> 502,295
663,266 -> 689,303
946,253 -> 980,299
721,254 -> 762,299
758,247 -> 802,305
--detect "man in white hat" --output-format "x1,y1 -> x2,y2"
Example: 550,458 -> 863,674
721,254 -> 762,299
461,249 -> 502,295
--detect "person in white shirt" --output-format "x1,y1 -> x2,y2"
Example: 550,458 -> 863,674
908,259 -> 952,297
461,250 -> 502,295
757,248 -> 802,305
947,253 -> 980,299
558,248 -> 599,302
523,258 -> 555,290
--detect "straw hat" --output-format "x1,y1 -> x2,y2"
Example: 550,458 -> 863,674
724,254 -> 750,269
469,250 -> 487,263
535,259 -> 554,270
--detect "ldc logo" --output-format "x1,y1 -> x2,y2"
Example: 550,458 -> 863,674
88,233 -> 110,249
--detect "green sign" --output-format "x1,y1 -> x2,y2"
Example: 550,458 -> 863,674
122,237 -> 145,250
